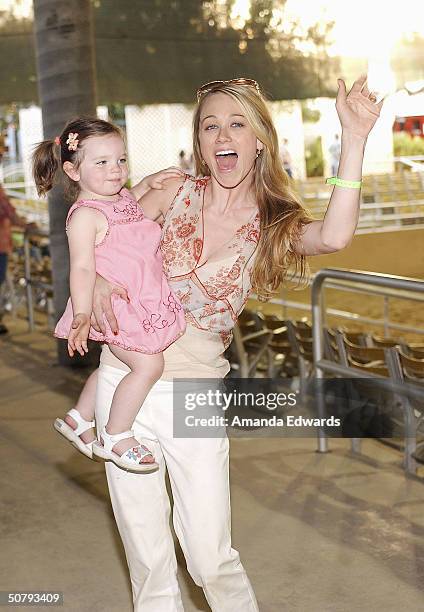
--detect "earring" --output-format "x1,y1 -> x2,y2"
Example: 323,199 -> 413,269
256,149 -> 262,158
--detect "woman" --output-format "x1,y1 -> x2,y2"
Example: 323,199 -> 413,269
91,75 -> 382,611
0,183 -> 26,334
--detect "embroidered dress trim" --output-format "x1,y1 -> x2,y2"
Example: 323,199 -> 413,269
54,328 -> 186,354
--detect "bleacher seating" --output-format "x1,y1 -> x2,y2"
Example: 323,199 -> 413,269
335,331 -> 389,377
295,172 -> 424,231
228,310 -> 424,475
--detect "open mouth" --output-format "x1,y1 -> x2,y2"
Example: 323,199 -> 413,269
215,149 -> 238,172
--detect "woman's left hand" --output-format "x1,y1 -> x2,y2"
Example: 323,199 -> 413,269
336,75 -> 384,140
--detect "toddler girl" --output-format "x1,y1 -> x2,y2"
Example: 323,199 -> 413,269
32,117 -> 186,472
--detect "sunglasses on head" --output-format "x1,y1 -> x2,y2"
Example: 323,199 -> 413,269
196,78 -> 262,101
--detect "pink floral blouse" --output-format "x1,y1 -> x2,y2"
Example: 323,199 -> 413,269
161,175 -> 260,350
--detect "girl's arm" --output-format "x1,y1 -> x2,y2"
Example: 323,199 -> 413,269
136,175 -> 185,222
66,208 -> 98,356
294,75 -> 383,256
130,167 -> 184,202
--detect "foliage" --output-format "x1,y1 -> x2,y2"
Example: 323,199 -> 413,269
0,12 -> 37,104
108,103 -> 126,125
305,136 -> 324,177
301,102 -> 320,123
0,0 -> 339,104
393,132 -> 424,156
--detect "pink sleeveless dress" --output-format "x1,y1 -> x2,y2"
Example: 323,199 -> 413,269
54,189 -> 186,353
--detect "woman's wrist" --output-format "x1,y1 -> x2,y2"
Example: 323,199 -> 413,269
341,130 -> 367,148
335,131 -> 366,182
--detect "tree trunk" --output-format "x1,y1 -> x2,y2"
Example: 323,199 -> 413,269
33,0 -> 98,366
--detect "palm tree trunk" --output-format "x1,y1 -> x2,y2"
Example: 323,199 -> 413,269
33,0 -> 97,365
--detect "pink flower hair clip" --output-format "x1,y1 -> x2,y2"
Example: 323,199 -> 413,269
54,136 -> 61,146
66,132 -> 79,151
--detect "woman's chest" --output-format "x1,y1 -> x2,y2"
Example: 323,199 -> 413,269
197,207 -> 256,267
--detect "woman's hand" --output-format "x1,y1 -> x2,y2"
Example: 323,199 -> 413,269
91,273 -> 129,335
336,75 -> 384,140
68,313 -> 90,357
131,167 -> 184,200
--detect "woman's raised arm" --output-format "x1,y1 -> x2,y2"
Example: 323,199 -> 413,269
295,75 -> 384,256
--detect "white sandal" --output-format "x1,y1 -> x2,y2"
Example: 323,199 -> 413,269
53,408 -> 95,459
92,427 -> 158,473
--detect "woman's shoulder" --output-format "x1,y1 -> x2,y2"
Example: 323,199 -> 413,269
163,174 -> 209,192
184,174 -> 210,190
168,174 -> 210,205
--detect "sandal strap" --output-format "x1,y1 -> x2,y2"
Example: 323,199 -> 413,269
122,445 -> 154,462
100,427 -> 135,451
67,408 -> 95,437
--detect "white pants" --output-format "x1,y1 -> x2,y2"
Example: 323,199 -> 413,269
95,364 -> 259,612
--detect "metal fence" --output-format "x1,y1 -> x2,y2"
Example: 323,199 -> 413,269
311,269 -> 424,463
270,277 -> 424,340
3,228 -> 53,331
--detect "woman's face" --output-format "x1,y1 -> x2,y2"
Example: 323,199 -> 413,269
198,92 -> 263,188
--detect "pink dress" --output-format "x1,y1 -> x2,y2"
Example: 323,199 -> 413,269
54,189 -> 186,353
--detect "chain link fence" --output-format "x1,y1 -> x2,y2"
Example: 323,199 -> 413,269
125,103 -> 195,181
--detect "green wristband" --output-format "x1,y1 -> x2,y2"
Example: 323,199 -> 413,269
326,177 -> 362,189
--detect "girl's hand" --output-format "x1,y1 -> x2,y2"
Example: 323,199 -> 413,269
132,167 -> 184,200
336,75 -> 384,140
91,273 -> 129,335
68,313 -> 90,357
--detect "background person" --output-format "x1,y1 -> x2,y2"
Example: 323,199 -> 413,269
178,149 -> 192,172
329,133 -> 342,176
280,137 -> 294,177
0,183 -> 26,334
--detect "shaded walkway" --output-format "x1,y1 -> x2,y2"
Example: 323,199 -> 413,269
1,318 -> 424,611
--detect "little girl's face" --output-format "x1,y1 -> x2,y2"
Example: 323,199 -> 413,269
73,134 -> 128,199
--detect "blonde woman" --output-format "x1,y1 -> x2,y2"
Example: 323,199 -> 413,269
90,76 -> 382,611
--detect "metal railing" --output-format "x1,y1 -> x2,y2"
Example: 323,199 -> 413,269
264,273 -> 424,339
311,268 -> 424,458
397,155 -> 424,172
7,228 -> 53,331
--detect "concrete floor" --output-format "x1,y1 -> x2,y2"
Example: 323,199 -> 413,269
1,318 -> 424,612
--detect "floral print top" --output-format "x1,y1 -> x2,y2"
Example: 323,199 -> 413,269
161,175 -> 260,350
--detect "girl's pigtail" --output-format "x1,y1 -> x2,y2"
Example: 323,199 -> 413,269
32,139 -> 60,196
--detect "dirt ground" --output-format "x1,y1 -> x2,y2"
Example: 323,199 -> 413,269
251,227 -> 424,344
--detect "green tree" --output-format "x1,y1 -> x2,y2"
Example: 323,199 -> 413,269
0,0 -> 339,104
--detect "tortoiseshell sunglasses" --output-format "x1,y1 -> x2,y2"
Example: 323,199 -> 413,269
196,78 -> 262,102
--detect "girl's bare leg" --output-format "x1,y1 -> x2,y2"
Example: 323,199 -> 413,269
64,368 -> 98,443
106,345 -> 163,458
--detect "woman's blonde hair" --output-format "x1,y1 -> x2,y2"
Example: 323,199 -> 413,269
192,83 -> 313,300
